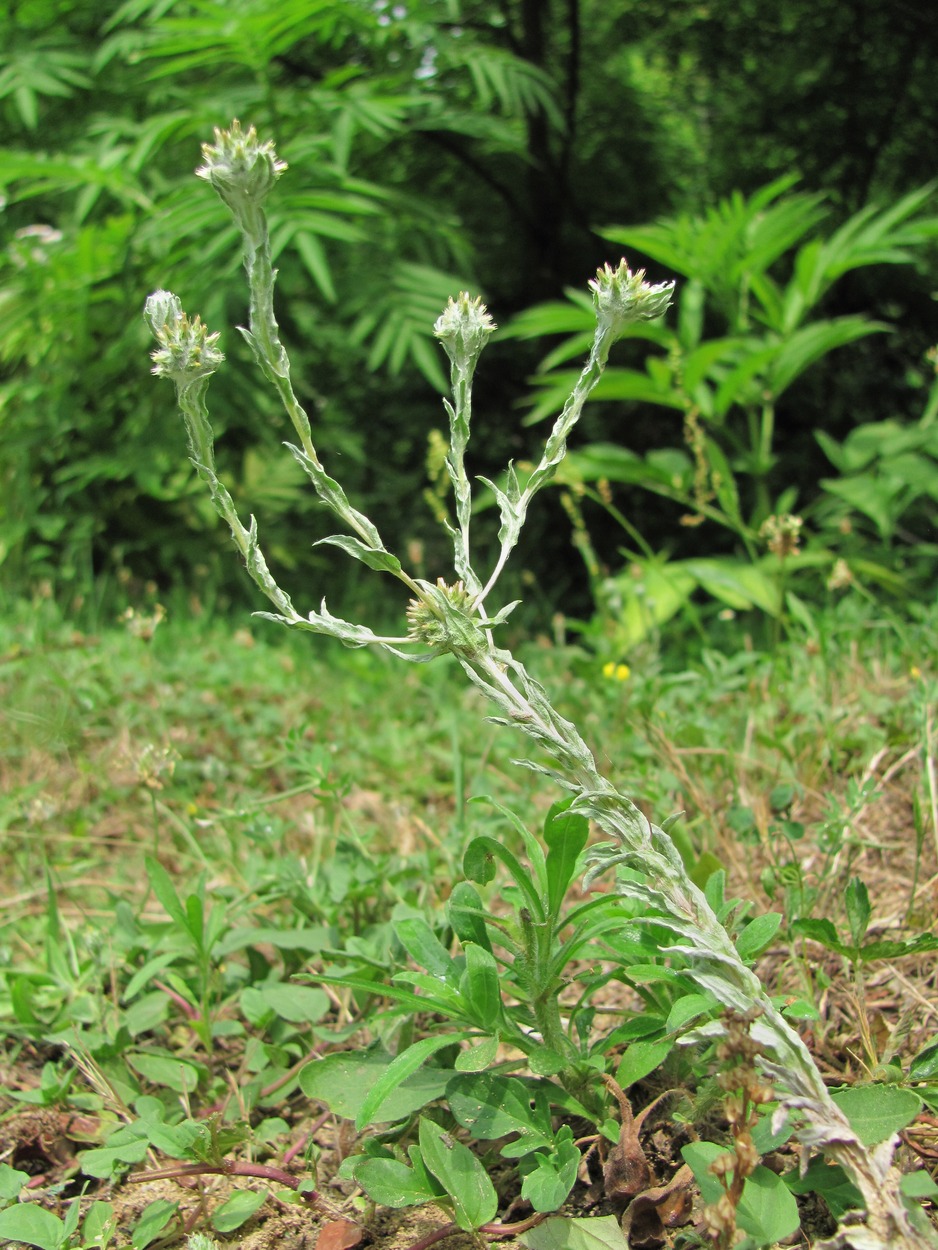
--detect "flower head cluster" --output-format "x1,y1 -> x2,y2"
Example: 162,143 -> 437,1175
759,512 -> 803,558
589,259 -> 675,340
196,119 -> 287,216
144,290 -> 224,385
406,578 -> 489,659
434,292 -> 496,372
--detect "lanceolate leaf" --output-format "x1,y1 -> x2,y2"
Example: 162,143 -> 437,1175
315,534 -> 402,575
543,798 -> 589,920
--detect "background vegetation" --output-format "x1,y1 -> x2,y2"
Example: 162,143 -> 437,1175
2,0 -> 937,634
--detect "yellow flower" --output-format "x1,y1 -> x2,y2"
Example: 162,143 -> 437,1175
603,661 -> 631,682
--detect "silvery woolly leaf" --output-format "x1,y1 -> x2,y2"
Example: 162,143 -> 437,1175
315,534 -> 402,575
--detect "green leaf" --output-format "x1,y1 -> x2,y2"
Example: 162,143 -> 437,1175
241,983 -> 330,1025
520,1214 -> 630,1250
79,1129 -> 149,1178
770,318 -> 885,396
543,798 -> 589,920
909,1040 -> 938,1081
145,1118 -> 210,1160
294,229 -> 336,302
126,1052 -> 203,1094
666,993 -> 716,1033
352,1155 -> 441,1208
683,558 -> 781,616
315,535 -> 402,575
615,1038 -> 673,1089
0,1205 -> 66,1250
604,559 -> 696,650
463,836 -> 545,921
857,933 -> 938,962
448,1072 -> 553,1151
901,1171 -> 938,1198
417,1117 -> 498,1231
300,1047 -> 457,1125
0,1162 -> 30,1199
682,1143 -> 799,1243
831,1085 -> 923,1145
791,917 -> 847,955
131,1199 -> 179,1250
735,912 -> 783,962
785,1158 -> 862,1220
520,1127 -> 580,1212
211,1189 -> 268,1232
144,856 -> 189,931
356,1033 -> 472,1130
81,1202 -> 115,1246
455,1034 -> 500,1072
447,882 -> 493,953
459,943 -> 502,1030
844,877 -> 871,948
395,917 -> 456,980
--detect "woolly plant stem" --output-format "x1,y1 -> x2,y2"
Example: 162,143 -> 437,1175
145,122 -> 934,1250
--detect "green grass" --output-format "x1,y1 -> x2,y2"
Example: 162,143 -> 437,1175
1,592 -> 936,1247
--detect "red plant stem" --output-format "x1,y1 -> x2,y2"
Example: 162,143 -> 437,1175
153,980 -> 201,1021
482,1213 -> 548,1237
406,1222 -> 460,1250
407,1212 -> 547,1250
283,1130 -> 310,1166
127,1160 -> 320,1205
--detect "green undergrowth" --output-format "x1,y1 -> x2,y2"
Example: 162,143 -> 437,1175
1,593 -> 937,1247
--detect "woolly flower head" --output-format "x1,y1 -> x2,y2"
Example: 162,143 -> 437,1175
144,290 -> 223,384
196,119 -> 287,213
589,260 -> 675,339
434,292 -> 496,371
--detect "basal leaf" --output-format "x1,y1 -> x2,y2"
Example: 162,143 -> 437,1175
417,1117 -> 498,1231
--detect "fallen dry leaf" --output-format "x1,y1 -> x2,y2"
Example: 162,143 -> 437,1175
316,1218 -> 363,1250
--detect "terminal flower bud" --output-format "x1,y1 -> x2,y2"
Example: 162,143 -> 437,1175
145,290 -> 224,384
434,292 -> 496,372
196,119 -> 287,216
589,259 -> 675,339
